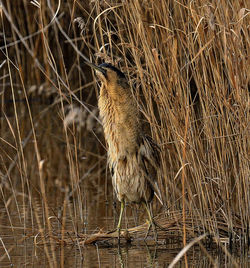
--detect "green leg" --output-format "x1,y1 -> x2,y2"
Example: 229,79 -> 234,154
143,202 -> 157,242
117,200 -> 125,243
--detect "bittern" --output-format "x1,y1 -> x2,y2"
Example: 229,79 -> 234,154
84,60 -> 161,240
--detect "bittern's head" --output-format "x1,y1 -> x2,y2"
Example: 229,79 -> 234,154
95,63 -> 125,83
84,61 -> 127,88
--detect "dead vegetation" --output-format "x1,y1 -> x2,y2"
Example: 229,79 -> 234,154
0,0 -> 249,266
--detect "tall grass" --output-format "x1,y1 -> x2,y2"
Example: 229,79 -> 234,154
0,0 -> 249,258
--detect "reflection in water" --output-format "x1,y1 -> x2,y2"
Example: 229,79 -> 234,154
0,205 -> 248,267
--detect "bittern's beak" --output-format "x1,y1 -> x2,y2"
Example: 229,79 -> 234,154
83,61 -> 106,75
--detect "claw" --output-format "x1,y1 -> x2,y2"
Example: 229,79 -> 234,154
144,219 -> 152,240
143,202 -> 158,242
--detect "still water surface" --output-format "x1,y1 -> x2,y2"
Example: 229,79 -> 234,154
0,204 -> 248,267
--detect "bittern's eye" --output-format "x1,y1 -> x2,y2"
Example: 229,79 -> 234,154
95,67 -> 106,78
96,68 -> 107,77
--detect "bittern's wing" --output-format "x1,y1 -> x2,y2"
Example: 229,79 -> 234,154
138,135 -> 163,205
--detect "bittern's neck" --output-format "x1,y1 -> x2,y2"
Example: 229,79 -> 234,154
98,82 -> 140,158
105,82 -> 129,103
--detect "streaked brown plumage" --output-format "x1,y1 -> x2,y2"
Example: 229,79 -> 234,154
83,61 -> 161,239
97,63 -> 160,202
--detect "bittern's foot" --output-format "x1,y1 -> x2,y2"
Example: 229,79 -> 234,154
144,219 -> 158,242
144,219 -> 151,240
117,228 -> 131,243
107,227 -> 131,243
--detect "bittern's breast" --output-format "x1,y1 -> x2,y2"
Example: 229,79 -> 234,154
98,85 -> 140,161
111,154 -> 153,203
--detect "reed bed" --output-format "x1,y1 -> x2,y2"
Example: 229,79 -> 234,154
0,0 -> 249,265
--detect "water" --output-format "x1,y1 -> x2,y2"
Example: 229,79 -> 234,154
0,204 -> 249,267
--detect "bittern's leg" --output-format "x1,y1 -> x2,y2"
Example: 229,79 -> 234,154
143,202 -> 157,242
117,199 -> 125,243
